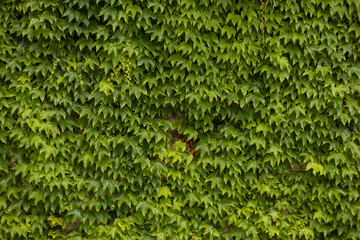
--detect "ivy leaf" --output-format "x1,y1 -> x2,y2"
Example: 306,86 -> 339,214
40,144 -> 56,159
158,186 -> 171,198
173,140 -> 186,151
250,137 -> 266,150
277,56 -> 290,71
299,227 -> 314,240
306,162 -> 324,176
256,123 -> 272,136
99,80 -> 114,96
67,208 -> 82,223
130,85 -> 147,99
0,196 -> 7,209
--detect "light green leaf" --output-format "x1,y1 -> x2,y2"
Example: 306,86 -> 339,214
158,186 -> 171,198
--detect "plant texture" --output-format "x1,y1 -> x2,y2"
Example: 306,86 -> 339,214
1,0 -> 360,239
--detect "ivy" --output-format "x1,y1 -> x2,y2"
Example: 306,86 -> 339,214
1,0 -> 360,239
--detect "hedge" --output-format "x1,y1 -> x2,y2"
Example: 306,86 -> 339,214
1,0 -> 360,239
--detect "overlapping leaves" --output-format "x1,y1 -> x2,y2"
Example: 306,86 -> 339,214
1,0 -> 360,239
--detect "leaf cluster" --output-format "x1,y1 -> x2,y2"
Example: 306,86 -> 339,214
1,0 -> 360,239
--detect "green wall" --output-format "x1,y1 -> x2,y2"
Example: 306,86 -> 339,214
1,0 -> 360,239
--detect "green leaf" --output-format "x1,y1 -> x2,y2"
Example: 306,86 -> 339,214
129,85 -> 147,99
158,186 -> 171,198
173,140 -> 186,151
256,123 -> 272,136
40,144 -> 56,158
306,162 -> 324,176
299,227 -> 314,240
0,196 -> 7,209
99,80 -> 114,96
250,137 -> 266,150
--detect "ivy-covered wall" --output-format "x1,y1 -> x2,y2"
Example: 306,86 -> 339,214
1,0 -> 360,239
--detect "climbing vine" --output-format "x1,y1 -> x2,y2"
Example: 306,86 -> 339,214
1,0 -> 360,239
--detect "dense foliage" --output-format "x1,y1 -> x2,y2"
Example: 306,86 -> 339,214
1,0 -> 360,239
